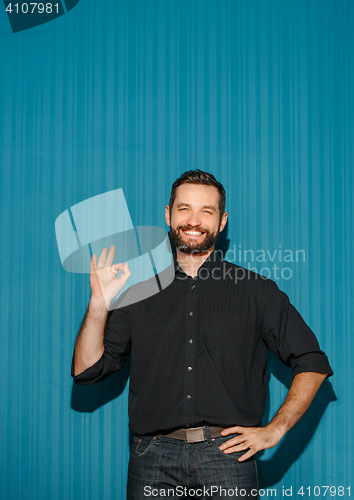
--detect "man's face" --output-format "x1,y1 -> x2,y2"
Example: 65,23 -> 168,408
165,184 -> 227,254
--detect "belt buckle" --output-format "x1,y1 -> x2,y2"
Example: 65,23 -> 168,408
186,427 -> 205,443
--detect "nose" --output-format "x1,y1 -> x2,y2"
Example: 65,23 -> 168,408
186,211 -> 202,226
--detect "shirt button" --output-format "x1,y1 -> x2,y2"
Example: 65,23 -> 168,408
189,312 -> 194,316
189,339 -> 193,344
187,395 -> 191,399
187,366 -> 192,371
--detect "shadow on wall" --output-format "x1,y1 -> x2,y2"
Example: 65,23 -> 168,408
214,220 -> 231,257
257,351 -> 336,487
71,358 -> 131,413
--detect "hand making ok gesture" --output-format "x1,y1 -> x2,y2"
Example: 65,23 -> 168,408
90,245 -> 131,307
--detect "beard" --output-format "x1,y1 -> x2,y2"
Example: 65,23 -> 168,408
169,224 -> 220,255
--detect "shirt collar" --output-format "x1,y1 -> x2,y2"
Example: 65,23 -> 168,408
173,249 -> 223,278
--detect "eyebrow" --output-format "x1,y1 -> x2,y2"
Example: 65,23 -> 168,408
176,203 -> 217,211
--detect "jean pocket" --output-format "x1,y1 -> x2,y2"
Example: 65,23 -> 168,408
130,436 -> 155,459
212,435 -> 254,462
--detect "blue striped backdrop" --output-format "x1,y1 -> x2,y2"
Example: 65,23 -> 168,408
0,0 -> 352,498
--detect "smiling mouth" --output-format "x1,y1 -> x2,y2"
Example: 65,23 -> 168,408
181,229 -> 206,237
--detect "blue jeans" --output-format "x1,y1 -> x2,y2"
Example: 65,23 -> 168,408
127,426 -> 259,499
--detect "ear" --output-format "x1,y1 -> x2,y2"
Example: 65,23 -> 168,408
219,212 -> 228,232
165,205 -> 171,227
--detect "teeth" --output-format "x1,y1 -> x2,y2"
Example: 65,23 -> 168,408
184,231 -> 203,235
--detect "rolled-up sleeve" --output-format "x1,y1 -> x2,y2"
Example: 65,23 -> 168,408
261,281 -> 333,378
71,306 -> 132,385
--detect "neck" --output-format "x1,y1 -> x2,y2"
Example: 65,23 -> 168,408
176,247 -> 214,277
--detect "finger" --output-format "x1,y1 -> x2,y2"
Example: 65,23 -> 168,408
90,255 -> 102,293
109,263 -> 124,277
105,245 -> 116,267
117,263 -> 131,286
219,436 -> 245,450
90,255 -> 98,272
222,443 -> 250,454
223,441 -> 250,452
238,448 -> 256,462
123,262 -> 131,275
111,263 -> 124,271
221,426 -> 245,436
91,254 -> 97,269
97,248 -> 108,269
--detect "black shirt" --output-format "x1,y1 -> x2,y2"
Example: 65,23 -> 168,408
72,251 -> 333,435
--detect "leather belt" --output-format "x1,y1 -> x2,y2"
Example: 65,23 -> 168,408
161,426 -> 226,443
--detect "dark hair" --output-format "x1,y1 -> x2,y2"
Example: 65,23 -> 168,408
169,170 -> 226,218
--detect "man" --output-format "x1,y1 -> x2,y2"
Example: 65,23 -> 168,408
72,170 -> 332,499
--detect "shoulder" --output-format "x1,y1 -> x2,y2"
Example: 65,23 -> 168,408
220,259 -> 288,309
221,258 -> 276,288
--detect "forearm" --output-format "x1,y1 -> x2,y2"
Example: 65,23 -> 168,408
220,371 -> 327,461
73,297 -> 108,376
266,371 -> 327,439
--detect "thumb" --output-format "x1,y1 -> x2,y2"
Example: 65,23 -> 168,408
118,262 -> 131,286
110,263 -> 124,276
